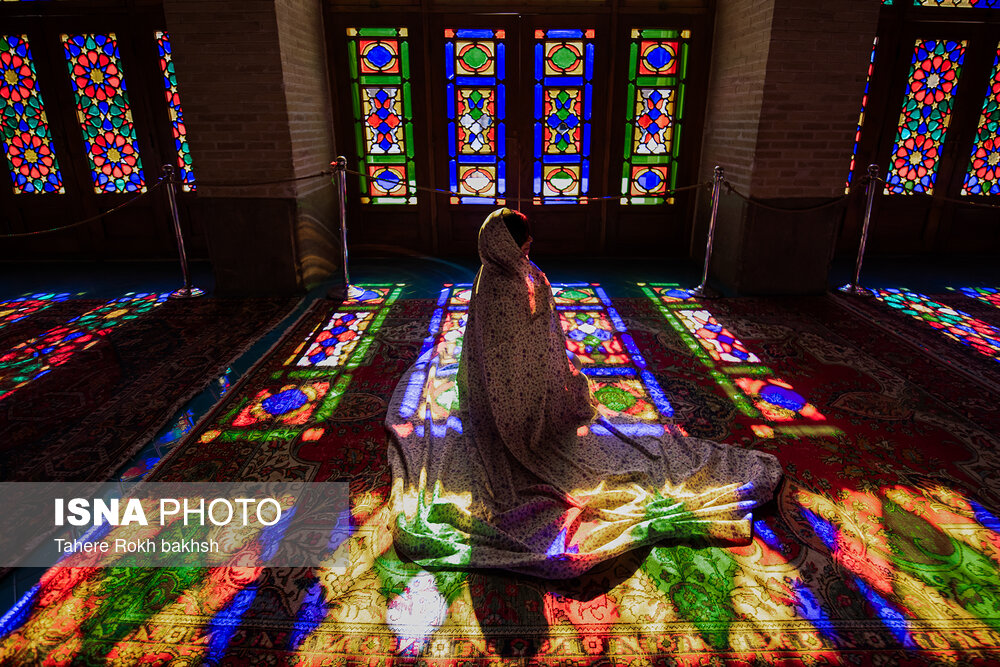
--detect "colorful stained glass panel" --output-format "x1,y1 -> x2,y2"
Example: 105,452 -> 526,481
885,39 -> 966,195
62,33 -> 145,194
875,288 -> 1000,361
154,31 -> 195,192
533,29 -> 594,205
962,44 -> 1000,196
622,29 -> 690,205
446,29 -> 505,205
847,38 -> 878,192
348,28 -> 415,204
1,35 -> 64,194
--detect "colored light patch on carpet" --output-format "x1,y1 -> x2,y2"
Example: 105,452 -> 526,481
641,283 -> 832,437
0,292 -> 168,402
0,292 -> 71,330
957,286 -> 1000,310
6,292 -> 1000,662
674,308 -> 762,364
291,310 -> 376,368
875,288 -> 1000,362
560,310 -> 630,365
193,284 -> 403,450
552,285 -> 603,307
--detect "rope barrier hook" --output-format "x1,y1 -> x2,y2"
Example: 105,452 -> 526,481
839,163 -> 879,297
691,166 -> 724,298
162,164 -> 203,299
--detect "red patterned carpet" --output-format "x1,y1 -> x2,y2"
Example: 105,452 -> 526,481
2,286 -> 999,665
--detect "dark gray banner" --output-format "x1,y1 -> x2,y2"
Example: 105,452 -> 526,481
0,482 -> 350,568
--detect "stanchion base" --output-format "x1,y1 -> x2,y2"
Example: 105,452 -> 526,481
688,284 -> 718,299
169,286 -> 205,299
837,283 -> 873,297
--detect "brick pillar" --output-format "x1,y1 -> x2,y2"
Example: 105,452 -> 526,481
695,0 -> 879,295
163,0 -> 339,295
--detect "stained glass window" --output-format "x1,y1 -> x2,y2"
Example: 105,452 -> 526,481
885,39 -> 966,195
155,31 -> 196,192
962,44 -> 1000,196
846,39 -> 878,193
1,35 -> 64,194
444,29 -> 505,205
533,29 -> 595,205
347,28 -> 416,205
61,33 -> 145,194
621,29 -> 689,205
875,288 -> 1000,361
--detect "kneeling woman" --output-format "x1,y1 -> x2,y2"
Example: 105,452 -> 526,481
385,208 -> 782,579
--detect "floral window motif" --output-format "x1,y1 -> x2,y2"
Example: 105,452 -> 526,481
621,29 -> 690,205
347,28 -> 416,204
533,29 -> 595,205
62,33 -> 145,194
885,39 -> 966,195
155,31 -> 196,192
445,29 -> 506,204
962,44 -> 1000,196
0,35 -> 64,194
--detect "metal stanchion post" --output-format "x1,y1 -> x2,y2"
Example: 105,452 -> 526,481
691,166 -> 723,298
839,164 -> 879,297
163,165 -> 202,299
335,156 -> 353,299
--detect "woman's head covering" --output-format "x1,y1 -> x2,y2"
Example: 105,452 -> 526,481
477,208 -> 529,278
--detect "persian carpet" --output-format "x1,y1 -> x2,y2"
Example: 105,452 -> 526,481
0,295 -> 299,483
2,288 -> 999,665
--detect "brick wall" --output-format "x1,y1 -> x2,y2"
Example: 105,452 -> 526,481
162,0 -> 298,199
751,0 -> 880,197
698,0 -> 775,193
275,0 -> 338,195
162,0 -> 340,293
